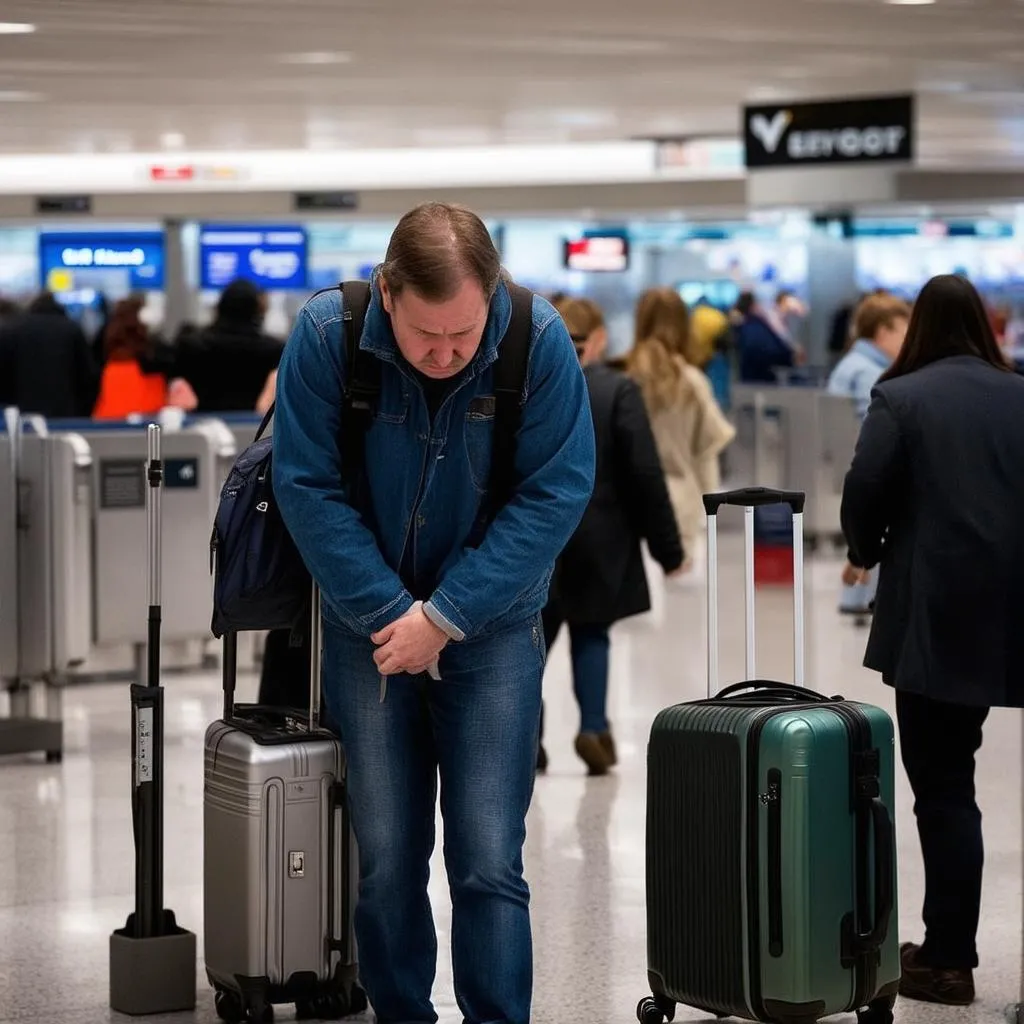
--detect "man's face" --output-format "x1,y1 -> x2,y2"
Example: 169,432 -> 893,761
380,276 -> 489,379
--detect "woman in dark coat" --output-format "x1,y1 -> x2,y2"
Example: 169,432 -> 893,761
173,278 -> 283,412
841,273 -> 1024,1008
540,297 -> 684,775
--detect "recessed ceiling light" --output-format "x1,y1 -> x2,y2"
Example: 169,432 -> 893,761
278,51 -> 352,65
0,22 -> 36,34
0,90 -> 42,102
886,0 -> 935,5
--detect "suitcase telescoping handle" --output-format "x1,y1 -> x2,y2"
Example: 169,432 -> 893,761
308,583 -> 322,731
703,487 -> 806,698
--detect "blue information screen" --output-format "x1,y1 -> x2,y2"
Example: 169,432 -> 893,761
199,224 -> 308,290
39,231 -> 166,292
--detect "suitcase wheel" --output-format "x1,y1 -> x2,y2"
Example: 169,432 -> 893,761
297,986 -> 365,1021
214,987 -> 273,1024
348,984 -> 368,1015
214,989 -> 245,1024
856,994 -> 895,1024
636,995 -> 676,1024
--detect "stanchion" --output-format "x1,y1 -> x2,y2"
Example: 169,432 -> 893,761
109,424 -> 196,1015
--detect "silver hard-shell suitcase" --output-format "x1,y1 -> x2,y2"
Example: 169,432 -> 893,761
203,589 -> 365,1022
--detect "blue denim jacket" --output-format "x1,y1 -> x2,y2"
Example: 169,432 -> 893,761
827,339 -> 892,419
272,275 -> 596,642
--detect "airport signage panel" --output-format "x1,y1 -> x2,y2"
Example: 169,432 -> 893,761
563,235 -> 630,272
293,191 -> 360,211
743,95 -> 914,169
35,194 -> 92,214
39,231 -> 166,291
199,224 -> 308,291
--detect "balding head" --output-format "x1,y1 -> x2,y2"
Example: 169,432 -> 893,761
380,202 -> 502,303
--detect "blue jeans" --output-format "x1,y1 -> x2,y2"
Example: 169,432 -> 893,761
541,608 -> 611,734
322,613 -> 545,1024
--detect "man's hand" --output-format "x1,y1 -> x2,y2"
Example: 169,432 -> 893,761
371,603 -> 449,676
842,561 -> 870,587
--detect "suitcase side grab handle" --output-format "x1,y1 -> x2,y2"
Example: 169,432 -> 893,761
844,795 -> 896,965
703,486 -> 806,516
861,796 -> 896,953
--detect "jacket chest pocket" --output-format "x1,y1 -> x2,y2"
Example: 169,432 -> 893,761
464,396 -> 495,495
373,391 -> 409,425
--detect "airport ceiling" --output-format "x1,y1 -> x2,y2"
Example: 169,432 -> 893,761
0,0 -> 1021,167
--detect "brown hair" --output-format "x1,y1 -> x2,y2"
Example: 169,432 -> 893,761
627,288 -> 693,411
852,294 -> 911,344
381,202 -> 502,302
882,274 -> 1009,382
104,297 -> 148,361
554,296 -> 605,344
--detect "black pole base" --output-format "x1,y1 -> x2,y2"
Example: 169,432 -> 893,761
109,909 -> 196,1016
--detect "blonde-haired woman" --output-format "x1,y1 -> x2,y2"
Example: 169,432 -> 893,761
627,288 -> 736,569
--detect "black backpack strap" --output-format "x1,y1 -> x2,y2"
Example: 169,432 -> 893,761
488,283 -> 533,517
338,280 -> 377,484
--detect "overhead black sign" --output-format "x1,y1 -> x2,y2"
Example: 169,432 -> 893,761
36,194 -> 93,214
743,95 -> 914,169
293,191 -> 360,211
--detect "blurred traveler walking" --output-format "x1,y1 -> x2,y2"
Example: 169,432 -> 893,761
174,278 -> 283,412
733,290 -> 798,383
0,291 -> 98,418
842,273 -> 1024,1007
273,202 -> 595,1024
538,297 -> 683,776
828,293 -> 910,615
627,288 -> 735,571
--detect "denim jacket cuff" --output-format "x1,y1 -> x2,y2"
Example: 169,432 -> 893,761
423,595 -> 468,642
360,590 -> 416,636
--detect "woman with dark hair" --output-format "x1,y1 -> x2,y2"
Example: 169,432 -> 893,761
841,273 -> 1024,1007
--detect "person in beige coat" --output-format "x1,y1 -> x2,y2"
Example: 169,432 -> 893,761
626,288 -> 736,570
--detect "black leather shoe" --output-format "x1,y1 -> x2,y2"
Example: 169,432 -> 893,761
899,942 -> 975,1006
574,732 -> 611,775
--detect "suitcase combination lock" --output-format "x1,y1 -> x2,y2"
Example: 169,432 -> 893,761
289,851 -> 306,878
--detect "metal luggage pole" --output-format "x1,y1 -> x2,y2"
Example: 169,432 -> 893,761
135,424 -> 165,937
109,424 -> 196,1015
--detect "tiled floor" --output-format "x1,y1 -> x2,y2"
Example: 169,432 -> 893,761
0,538 -> 1020,1024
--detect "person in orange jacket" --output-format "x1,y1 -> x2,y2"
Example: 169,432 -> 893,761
93,298 -> 196,419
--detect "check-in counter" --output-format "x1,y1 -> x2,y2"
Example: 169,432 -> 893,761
200,413 -> 261,479
0,411 -> 92,762
0,417 -> 18,684
48,418 -> 236,651
730,385 -> 859,548
16,430 -> 94,679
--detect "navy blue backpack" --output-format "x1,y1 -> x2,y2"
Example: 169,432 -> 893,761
210,279 -> 533,639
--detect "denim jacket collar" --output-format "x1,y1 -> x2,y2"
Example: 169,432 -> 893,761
358,267 -> 513,379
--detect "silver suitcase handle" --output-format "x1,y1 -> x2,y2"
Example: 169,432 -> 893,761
703,487 -> 806,697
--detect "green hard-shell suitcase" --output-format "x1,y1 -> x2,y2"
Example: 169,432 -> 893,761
638,488 -> 900,1024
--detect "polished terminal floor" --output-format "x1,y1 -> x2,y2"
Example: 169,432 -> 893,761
0,537 -> 1020,1024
